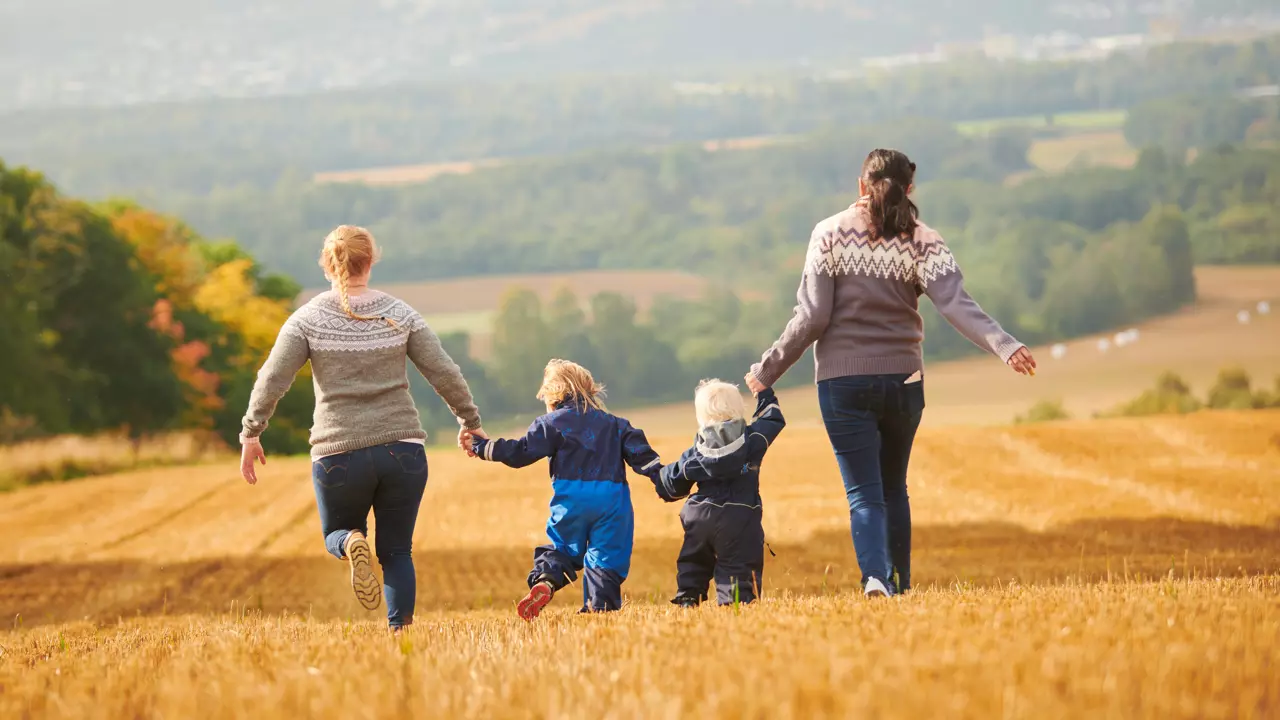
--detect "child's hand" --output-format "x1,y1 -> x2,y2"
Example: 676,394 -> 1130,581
744,373 -> 766,395
458,429 -> 475,457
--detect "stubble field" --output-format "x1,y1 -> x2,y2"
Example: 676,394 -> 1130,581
2,407 -> 1279,718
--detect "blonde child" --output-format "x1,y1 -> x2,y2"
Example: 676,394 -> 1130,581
653,381 -> 785,606
463,360 -> 663,619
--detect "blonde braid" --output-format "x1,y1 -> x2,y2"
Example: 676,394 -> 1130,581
322,226 -> 397,327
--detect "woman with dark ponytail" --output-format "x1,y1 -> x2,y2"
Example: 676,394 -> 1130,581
746,148 -> 1036,597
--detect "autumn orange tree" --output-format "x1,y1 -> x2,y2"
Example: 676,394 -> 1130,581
1,164 -> 311,452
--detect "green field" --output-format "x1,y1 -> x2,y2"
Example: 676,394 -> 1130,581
956,109 -> 1129,135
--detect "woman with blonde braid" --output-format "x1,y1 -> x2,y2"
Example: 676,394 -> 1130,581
238,225 -> 486,630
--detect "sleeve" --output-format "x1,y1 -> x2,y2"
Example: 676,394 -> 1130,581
405,311 -> 483,431
656,444 -> 702,502
241,319 -> 310,439
918,231 -> 1024,363
746,388 -> 786,459
750,224 -> 837,388
471,418 -> 562,469
620,420 -> 663,480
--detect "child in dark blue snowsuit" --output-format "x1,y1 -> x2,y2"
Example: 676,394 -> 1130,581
466,360 -> 663,619
654,381 -> 785,606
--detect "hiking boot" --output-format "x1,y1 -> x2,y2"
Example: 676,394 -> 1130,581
671,595 -> 701,608
518,581 -> 555,621
344,531 -> 381,610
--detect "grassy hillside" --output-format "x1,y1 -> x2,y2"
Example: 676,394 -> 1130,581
1,410 -> 1278,716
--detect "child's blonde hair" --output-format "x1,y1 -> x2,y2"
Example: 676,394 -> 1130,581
537,359 -> 607,412
694,379 -> 746,427
319,225 -> 394,326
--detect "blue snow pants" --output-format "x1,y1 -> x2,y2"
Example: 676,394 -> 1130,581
528,479 -> 634,612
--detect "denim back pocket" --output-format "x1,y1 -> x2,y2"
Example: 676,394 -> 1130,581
391,443 -> 428,476
826,376 -> 881,416
898,377 -> 926,415
312,455 -> 350,489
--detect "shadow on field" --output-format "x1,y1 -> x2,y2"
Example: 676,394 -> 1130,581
3,517 -> 1278,627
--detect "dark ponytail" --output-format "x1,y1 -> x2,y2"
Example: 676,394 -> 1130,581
861,149 -> 919,239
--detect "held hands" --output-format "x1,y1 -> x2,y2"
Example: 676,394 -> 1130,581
744,373 -> 767,395
240,436 -> 266,485
458,427 -> 489,458
1007,346 -> 1038,376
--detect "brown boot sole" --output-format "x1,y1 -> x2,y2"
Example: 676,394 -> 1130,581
346,534 -> 381,611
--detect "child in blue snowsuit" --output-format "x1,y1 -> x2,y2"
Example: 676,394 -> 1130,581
465,359 -> 663,619
653,380 -> 785,606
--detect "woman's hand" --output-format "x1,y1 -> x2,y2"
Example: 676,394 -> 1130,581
459,427 -> 488,457
240,438 -> 266,485
1007,346 -> 1038,376
744,373 -> 767,394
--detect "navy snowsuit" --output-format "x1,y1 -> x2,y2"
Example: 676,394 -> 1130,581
472,401 -> 662,612
656,388 -> 785,605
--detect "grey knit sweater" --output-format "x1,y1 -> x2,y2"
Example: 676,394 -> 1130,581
751,200 -> 1024,387
242,290 -> 482,459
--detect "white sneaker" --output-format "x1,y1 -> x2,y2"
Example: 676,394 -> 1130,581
864,577 -> 892,598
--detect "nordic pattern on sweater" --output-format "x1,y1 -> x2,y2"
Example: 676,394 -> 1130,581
242,290 -> 482,459
751,200 -> 1024,387
809,223 -> 961,288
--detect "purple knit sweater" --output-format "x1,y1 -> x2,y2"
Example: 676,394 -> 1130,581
751,200 -> 1024,387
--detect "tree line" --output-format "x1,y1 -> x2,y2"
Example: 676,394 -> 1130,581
1125,93 -> 1280,156
2,34 -> 1279,198
4,136 -> 1276,446
0,162 -> 315,453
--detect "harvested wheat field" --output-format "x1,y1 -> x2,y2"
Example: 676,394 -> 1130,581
1,409 -> 1279,717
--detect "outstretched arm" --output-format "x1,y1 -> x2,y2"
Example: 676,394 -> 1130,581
917,230 -> 1027,367
406,315 -> 483,431
471,419 -> 562,469
656,445 -> 702,502
750,225 -> 836,389
747,388 -> 786,457
241,320 -> 310,442
620,421 -> 663,480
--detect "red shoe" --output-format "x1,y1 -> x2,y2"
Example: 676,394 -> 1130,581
517,581 -> 555,621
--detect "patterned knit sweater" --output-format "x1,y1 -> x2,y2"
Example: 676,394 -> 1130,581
751,200 -> 1024,387
242,291 -> 482,459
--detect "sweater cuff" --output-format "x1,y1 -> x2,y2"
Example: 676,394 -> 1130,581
750,363 -> 781,389
995,339 -> 1025,364
457,414 -> 484,432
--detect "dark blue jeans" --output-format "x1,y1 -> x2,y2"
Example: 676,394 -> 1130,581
312,441 -> 428,627
817,374 -> 924,593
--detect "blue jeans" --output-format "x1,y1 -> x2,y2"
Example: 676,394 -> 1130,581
312,441 -> 428,627
530,479 -> 634,612
817,374 -> 924,593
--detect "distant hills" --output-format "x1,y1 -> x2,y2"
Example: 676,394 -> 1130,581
3,0 -> 1271,110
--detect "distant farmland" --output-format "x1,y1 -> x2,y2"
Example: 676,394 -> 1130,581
298,269 -> 729,354
313,110 -> 1132,188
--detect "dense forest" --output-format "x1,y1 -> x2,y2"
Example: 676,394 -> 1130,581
1125,93 -> 1280,152
2,35 -> 1279,197
0,163 -> 316,452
